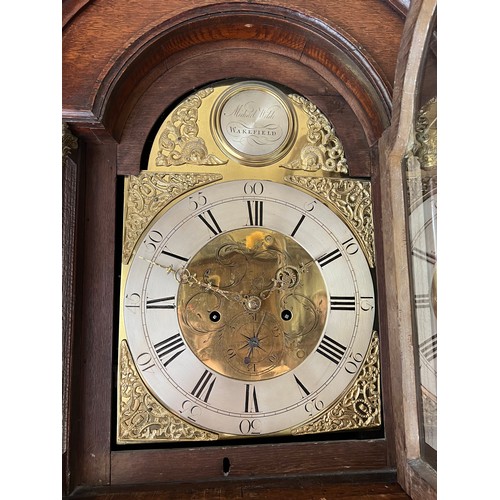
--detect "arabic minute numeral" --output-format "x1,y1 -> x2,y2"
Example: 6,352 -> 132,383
179,400 -> 202,422
136,352 -> 155,372
243,182 -> 264,195
239,418 -> 261,435
188,192 -> 207,211
144,230 -> 163,253
344,351 -> 364,374
304,398 -> 324,417
342,236 -> 359,255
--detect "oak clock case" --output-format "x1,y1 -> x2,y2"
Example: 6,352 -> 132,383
117,80 -> 381,444
406,97 -> 437,457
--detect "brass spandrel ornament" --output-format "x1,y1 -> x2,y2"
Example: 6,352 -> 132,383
122,171 -> 222,263
282,94 -> 348,174
285,175 -> 375,267
292,332 -> 381,435
155,87 -> 227,167
62,122 -> 78,161
406,97 -> 437,208
413,97 -> 437,173
118,79 -> 380,445
117,340 -> 218,443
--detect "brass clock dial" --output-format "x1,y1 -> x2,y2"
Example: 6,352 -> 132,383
117,80 -> 380,443
122,180 -> 375,437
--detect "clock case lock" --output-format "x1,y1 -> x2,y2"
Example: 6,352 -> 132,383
117,80 -> 381,444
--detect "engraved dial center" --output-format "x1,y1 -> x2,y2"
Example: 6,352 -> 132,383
177,227 -> 328,381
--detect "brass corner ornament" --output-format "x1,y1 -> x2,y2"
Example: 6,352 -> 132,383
281,94 -> 349,174
122,171 -> 222,263
413,97 -> 437,172
285,175 -> 375,267
291,331 -> 381,435
405,97 -> 437,204
62,122 -> 78,162
117,340 -> 218,443
155,88 -> 227,167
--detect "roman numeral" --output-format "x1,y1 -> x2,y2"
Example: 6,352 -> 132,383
247,200 -> 264,226
146,296 -> 176,309
294,375 -> 311,398
414,294 -> 431,309
317,249 -> 342,267
330,296 -> 356,311
191,370 -> 216,403
244,384 -> 259,413
291,214 -> 306,237
419,334 -> 437,362
412,248 -> 437,265
154,333 -> 185,367
316,335 -> 347,364
161,250 -> 189,262
198,209 -> 222,235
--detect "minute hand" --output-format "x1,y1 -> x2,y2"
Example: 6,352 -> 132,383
138,255 -> 247,305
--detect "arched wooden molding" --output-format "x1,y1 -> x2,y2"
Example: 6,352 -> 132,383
63,1 -> 404,159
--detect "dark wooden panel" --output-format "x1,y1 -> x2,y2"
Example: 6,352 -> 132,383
111,440 -> 388,485
67,477 -> 410,499
68,142 -> 117,489
63,0 -> 403,120
105,12 -> 391,150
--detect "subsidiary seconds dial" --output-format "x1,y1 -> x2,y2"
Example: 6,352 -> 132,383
123,180 -> 375,436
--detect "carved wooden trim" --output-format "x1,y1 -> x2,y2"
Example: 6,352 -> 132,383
63,3 -> 395,145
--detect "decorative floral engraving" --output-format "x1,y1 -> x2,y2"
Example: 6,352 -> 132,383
62,122 -> 77,161
282,94 -> 348,174
285,175 -> 374,267
122,172 -> 222,262
405,97 -> 437,208
155,88 -> 227,167
117,340 -> 218,443
413,97 -> 437,172
291,332 -> 381,435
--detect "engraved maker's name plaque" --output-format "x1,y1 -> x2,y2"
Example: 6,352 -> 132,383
212,81 -> 296,166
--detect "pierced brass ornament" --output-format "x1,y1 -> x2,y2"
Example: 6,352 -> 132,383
62,122 -> 78,161
285,175 -> 375,267
155,88 -> 227,167
282,95 -> 348,174
122,171 -> 222,263
117,340 -> 218,443
292,331 -> 381,434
